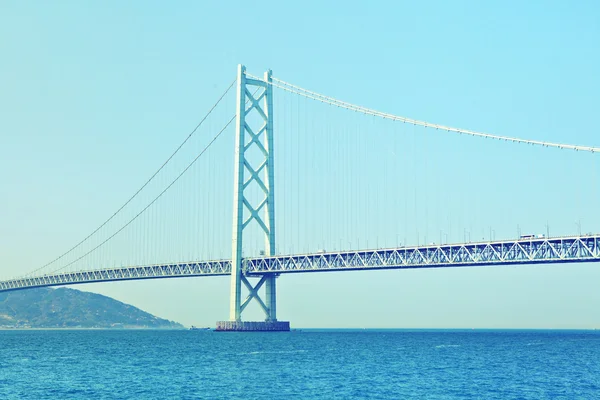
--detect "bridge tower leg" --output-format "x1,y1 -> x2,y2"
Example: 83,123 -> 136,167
217,64 -> 289,331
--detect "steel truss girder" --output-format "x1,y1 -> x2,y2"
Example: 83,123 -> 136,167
244,235 -> 600,274
2,235 -> 598,293
0,260 -> 231,292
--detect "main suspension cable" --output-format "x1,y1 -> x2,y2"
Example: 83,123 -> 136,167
29,79 -> 236,276
46,115 -> 237,275
247,74 -> 600,154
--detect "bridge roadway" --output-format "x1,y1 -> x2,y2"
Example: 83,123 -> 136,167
1,235 -> 599,292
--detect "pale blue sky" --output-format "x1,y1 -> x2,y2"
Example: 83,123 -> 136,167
1,1 -> 599,328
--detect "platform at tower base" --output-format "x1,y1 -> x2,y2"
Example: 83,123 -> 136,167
215,321 -> 291,332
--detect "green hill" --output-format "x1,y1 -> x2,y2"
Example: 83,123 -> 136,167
0,287 -> 183,329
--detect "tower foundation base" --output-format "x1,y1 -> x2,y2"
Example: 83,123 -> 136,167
215,321 -> 290,332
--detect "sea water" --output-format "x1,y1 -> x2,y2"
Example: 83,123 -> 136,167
1,329 -> 599,399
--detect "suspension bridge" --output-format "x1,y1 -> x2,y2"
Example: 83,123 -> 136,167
2,65 -> 599,331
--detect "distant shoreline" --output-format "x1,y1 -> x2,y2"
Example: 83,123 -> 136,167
1,327 -> 599,332
0,327 -> 188,331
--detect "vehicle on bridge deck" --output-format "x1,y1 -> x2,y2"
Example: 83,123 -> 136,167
519,234 -> 545,240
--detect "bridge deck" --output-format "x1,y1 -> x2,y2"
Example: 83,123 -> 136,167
1,235 -> 598,292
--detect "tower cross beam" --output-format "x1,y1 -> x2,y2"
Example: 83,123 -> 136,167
240,275 -> 268,314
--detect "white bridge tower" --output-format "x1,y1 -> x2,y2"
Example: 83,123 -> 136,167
216,65 -> 289,331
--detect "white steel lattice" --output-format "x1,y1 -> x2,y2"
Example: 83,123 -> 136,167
244,235 -> 600,273
0,260 -> 231,292
2,236 -> 599,292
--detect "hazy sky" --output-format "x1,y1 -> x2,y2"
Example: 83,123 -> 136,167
1,1 -> 600,328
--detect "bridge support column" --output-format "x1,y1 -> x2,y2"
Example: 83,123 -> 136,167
265,275 -> 277,321
220,65 -> 289,331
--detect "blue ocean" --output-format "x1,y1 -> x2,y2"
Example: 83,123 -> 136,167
1,329 -> 599,399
